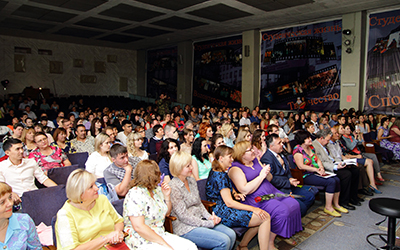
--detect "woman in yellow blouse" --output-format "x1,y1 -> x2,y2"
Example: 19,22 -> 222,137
55,169 -> 124,250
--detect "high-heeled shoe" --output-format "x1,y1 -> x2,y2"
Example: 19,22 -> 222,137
369,185 -> 382,194
376,177 -> 385,182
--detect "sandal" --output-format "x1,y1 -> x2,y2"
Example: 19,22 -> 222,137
236,245 -> 248,250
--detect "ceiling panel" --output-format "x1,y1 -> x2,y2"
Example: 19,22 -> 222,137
99,4 -> 165,22
123,26 -> 172,37
135,0 -> 209,11
237,0 -> 313,12
29,0 -> 107,11
0,18 -> 55,32
54,27 -> 104,38
29,0 -> 69,7
0,1 -> 8,11
187,4 -> 253,22
98,34 -> 142,43
76,17 -> 129,30
151,16 -> 207,30
12,5 -> 50,19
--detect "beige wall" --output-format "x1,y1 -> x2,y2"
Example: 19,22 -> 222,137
0,35 -> 137,97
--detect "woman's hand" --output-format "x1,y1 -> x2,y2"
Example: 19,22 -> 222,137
253,207 -> 269,221
259,164 -> 270,178
317,167 -> 325,175
105,230 -> 124,245
161,181 -> 171,198
234,192 -> 246,201
208,212 -> 221,226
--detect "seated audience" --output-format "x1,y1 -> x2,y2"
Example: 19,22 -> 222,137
104,126 -> 122,146
71,124 -> 95,154
134,126 -> 149,152
209,134 -> 225,162
196,122 -> 213,144
127,132 -> 149,164
261,134 -> 315,217
123,160 -> 197,250
116,120 -> 133,146
251,129 -> 267,159
149,124 -> 164,155
88,117 -> 102,138
304,121 -> 317,140
164,123 -> 179,140
169,150 -> 236,250
157,138 -> 180,183
206,145 -> 271,250
0,138 -> 57,198
389,117 -> 400,144
33,123 -> 54,144
293,130 -> 346,216
103,144 -> 133,197
220,123 -> 234,148
0,182 -> 42,249
51,127 -> 77,154
180,128 -> 194,154
11,123 -> 24,140
21,127 -> 36,156
29,132 -> 71,173
378,117 -> 400,160
85,133 -> 112,178
358,115 -> 370,134
56,169 -> 124,249
229,141 -> 302,241
340,124 -> 384,182
236,129 -> 252,144
191,137 -> 212,180
312,129 -> 360,210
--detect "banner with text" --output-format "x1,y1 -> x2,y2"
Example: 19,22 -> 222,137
147,47 -> 177,101
364,9 -> 400,115
259,20 -> 342,112
193,35 -> 242,108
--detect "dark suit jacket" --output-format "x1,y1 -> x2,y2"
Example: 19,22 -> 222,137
260,149 -> 293,193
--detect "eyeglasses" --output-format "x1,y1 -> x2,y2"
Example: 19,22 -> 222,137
245,148 -> 254,153
36,137 -> 48,144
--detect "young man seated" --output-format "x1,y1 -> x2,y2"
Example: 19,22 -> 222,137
148,124 -> 164,155
103,144 -> 134,197
0,138 -> 57,204
116,120 -> 132,146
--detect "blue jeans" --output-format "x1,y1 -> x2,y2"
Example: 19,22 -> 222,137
291,186 -> 315,217
181,224 -> 236,250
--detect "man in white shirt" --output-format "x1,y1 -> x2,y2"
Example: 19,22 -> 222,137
116,120 -> 133,146
239,111 -> 251,126
310,112 -> 320,133
0,138 -> 57,203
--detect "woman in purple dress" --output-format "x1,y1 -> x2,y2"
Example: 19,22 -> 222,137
228,141 -> 302,247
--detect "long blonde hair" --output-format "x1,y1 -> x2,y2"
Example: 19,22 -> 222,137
126,132 -> 143,157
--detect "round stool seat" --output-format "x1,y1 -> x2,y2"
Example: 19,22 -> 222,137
369,198 -> 400,218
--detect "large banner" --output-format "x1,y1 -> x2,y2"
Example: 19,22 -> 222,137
259,20 -> 342,112
147,47 -> 177,101
193,36 -> 242,108
364,9 -> 400,115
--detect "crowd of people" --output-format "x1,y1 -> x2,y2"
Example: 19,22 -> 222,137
0,95 -> 398,250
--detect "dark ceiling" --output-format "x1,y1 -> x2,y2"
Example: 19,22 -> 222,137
0,0 -> 399,50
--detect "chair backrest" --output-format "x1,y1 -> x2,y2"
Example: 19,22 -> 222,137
67,152 -> 89,169
111,198 -> 124,216
149,154 -> 157,161
287,154 -> 297,169
364,132 -> 373,142
47,164 -> 79,185
196,179 -> 208,201
21,185 -> 68,226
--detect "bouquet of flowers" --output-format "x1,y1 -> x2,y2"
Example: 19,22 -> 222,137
255,193 -> 304,203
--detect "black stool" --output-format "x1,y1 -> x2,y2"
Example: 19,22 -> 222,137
367,198 -> 400,249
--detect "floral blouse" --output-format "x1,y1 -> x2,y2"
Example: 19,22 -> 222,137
28,145 -> 67,172
123,186 -> 168,249
292,145 -> 319,177
51,141 -> 77,154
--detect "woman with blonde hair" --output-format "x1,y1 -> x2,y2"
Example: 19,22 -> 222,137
56,169 -> 124,249
229,141 -> 302,246
123,160 -> 197,250
206,145 -> 271,250
220,123 -> 234,148
169,151 -> 236,250
21,127 -> 36,156
235,129 -> 252,144
85,133 -> 112,178
127,132 -> 149,161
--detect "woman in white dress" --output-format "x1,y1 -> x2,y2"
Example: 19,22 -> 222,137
85,133 -> 112,178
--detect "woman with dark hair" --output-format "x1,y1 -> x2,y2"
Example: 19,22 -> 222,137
124,160 -> 197,250
389,117 -> 400,143
251,129 -> 267,159
180,128 -> 194,154
367,114 -> 377,131
209,134 -> 225,162
157,138 -> 180,183
101,114 -> 111,128
191,137 -> 211,180
89,117 -> 102,137
293,130 -> 345,216
51,127 -> 77,154
378,117 -> 400,160
260,112 -> 270,133
358,114 -> 370,134
206,145 -> 271,250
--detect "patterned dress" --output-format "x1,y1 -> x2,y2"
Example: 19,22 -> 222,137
28,145 -> 67,172
206,170 -> 252,227
51,141 -> 77,154
379,126 -> 400,160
